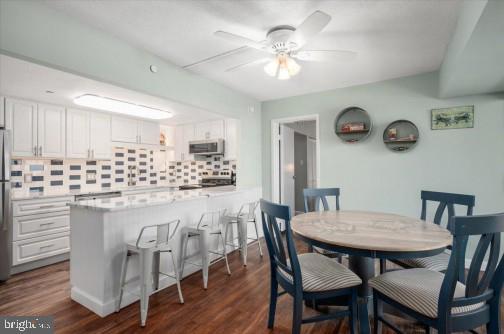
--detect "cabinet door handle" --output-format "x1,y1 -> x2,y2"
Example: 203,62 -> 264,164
33,146 -> 38,156
38,205 -> 55,209
39,244 -> 55,250
87,149 -> 90,159
39,222 -> 55,227
91,149 -> 94,159
39,146 -> 42,156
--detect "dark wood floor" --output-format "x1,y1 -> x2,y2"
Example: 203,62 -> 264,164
0,240 -> 500,333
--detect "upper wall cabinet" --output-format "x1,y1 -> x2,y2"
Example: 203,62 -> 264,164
6,98 -> 65,158
111,116 -> 160,145
138,121 -> 160,145
195,120 -> 224,140
67,109 -> 111,160
224,119 -> 239,160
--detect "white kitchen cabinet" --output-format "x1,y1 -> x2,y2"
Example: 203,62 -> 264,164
6,99 -> 66,158
66,108 -> 90,159
12,232 -> 70,266
195,120 -> 224,140
224,118 -> 239,160
37,104 -> 66,158
139,121 -> 160,145
67,109 -> 111,160
111,116 -> 138,143
6,98 -> 38,157
174,124 -> 194,161
89,112 -> 112,159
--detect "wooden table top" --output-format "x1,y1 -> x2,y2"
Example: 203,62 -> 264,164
291,210 -> 452,253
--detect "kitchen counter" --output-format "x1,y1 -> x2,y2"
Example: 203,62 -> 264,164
10,184 -> 183,200
68,186 -> 238,212
69,186 -> 261,317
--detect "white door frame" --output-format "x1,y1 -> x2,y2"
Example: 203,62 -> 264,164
271,114 -> 320,204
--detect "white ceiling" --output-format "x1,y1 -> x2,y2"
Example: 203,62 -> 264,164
0,55 -> 223,125
42,0 -> 463,101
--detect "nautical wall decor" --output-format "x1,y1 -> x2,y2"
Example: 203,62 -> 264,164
431,105 -> 474,130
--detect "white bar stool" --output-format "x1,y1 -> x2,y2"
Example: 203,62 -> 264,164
180,209 -> 230,289
116,219 -> 184,327
225,201 -> 263,266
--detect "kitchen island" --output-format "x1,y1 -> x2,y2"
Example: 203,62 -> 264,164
68,186 -> 261,317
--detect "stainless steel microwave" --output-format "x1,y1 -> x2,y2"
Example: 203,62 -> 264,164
189,139 -> 225,155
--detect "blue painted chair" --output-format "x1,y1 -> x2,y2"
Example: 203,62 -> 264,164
370,212 -> 504,334
260,199 -> 361,334
381,190 -> 475,274
303,188 -> 343,262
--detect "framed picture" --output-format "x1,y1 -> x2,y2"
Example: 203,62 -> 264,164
431,105 -> 474,130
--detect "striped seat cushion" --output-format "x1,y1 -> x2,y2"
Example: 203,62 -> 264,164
395,251 -> 450,272
369,268 -> 485,318
278,253 -> 361,292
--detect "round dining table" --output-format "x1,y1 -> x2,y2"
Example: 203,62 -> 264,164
291,210 -> 452,334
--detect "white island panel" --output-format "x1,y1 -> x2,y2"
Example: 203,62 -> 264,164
69,187 -> 261,317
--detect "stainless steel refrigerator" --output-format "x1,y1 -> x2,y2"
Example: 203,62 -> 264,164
0,130 -> 11,281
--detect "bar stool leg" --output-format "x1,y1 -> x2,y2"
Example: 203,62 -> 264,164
239,218 -> 248,266
218,230 -> 231,275
179,230 -> 189,278
198,230 -> 210,289
253,219 -> 263,257
170,249 -> 184,304
152,251 -> 160,291
116,250 -> 129,312
139,249 -> 153,327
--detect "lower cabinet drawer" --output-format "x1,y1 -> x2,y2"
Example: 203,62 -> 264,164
13,212 -> 70,241
12,232 -> 70,266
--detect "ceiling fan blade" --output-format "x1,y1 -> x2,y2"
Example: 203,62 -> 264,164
214,31 -> 268,50
289,11 -> 332,49
225,58 -> 272,73
292,50 -> 357,62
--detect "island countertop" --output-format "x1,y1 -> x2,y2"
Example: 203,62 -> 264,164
68,186 -> 242,212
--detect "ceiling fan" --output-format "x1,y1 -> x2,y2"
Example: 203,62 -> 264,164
184,11 -> 357,80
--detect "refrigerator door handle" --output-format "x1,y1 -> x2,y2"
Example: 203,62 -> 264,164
1,182 -> 11,231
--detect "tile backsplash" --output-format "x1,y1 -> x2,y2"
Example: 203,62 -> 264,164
10,147 -> 237,193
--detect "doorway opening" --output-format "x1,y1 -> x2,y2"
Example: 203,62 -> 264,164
271,115 -> 319,214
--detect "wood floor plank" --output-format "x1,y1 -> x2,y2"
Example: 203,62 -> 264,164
0,239 -> 501,333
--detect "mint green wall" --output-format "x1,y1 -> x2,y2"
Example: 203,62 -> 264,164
0,0 -> 262,187
262,72 -> 504,255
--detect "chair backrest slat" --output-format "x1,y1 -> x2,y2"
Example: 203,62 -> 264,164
420,190 -> 475,228
136,219 -> 180,249
438,213 -> 504,318
303,188 -> 340,212
261,199 -> 301,285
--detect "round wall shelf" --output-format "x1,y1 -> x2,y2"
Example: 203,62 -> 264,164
383,120 -> 419,152
334,107 -> 372,143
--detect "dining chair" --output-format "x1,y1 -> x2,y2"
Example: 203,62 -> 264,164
370,212 -> 504,334
116,219 -> 184,327
381,190 -> 475,275
180,209 -> 231,289
260,199 -> 361,334
303,188 -> 343,262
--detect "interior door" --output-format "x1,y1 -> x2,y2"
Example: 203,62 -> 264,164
66,109 -> 90,159
89,112 -> 111,159
280,125 -> 295,213
38,103 -> 66,158
5,98 -> 37,157
294,132 -> 308,213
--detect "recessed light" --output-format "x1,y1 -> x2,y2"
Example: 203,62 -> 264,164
73,94 -> 173,120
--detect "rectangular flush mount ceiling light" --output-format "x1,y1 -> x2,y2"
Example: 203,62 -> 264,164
73,94 -> 173,120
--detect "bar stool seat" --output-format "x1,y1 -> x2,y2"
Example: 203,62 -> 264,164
116,219 -> 184,327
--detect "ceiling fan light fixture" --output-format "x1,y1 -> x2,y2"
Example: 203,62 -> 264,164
277,67 -> 291,80
286,57 -> 301,76
264,58 -> 279,77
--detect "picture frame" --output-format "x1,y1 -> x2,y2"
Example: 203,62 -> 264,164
431,105 -> 474,130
